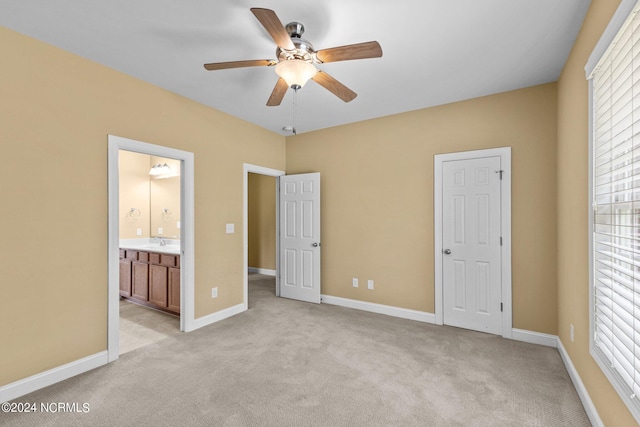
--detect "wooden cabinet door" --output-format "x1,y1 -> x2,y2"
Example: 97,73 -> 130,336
131,262 -> 149,301
168,267 -> 180,313
149,264 -> 168,308
119,259 -> 132,297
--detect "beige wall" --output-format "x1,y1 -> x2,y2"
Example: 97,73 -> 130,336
119,150 -> 151,239
0,27 -> 285,386
287,83 -> 558,333
4,5 -> 635,423
557,0 -> 638,425
248,173 -> 277,270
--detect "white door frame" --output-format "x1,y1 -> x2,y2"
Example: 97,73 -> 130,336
108,135 -> 195,362
434,147 -> 512,339
243,164 -> 286,309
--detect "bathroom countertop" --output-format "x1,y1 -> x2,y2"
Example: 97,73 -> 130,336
119,238 -> 181,255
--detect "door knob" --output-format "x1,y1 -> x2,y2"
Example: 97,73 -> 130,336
443,249 -> 452,255
312,242 -> 320,247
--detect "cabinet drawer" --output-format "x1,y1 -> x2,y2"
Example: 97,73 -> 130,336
160,254 -> 176,267
149,253 -> 176,266
138,251 -> 149,262
125,250 -> 138,260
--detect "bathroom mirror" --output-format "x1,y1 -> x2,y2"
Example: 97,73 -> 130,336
119,150 -> 181,239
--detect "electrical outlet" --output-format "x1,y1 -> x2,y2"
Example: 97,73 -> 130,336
368,280 -> 374,290
226,223 -> 234,234
570,324 -> 574,342
352,278 -> 358,288
136,228 -> 142,236
211,287 -> 218,298
177,221 -> 181,229
157,227 -> 163,235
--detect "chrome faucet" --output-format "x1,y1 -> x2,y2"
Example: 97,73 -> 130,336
154,236 -> 167,247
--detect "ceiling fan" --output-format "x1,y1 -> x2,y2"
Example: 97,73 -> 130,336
203,8 -> 383,106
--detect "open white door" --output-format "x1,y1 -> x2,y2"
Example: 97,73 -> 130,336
279,173 -> 321,303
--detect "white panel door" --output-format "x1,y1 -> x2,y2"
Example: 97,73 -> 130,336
279,173 -> 321,303
442,157 -> 502,334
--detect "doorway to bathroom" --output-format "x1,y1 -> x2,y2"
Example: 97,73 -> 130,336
108,135 -> 195,363
118,150 -> 182,354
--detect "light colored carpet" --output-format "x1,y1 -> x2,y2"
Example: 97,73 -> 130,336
119,299 -> 180,355
2,274 -> 590,426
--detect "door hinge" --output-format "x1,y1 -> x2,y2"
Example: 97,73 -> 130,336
495,170 -> 503,180
500,236 -> 503,246
500,302 -> 503,312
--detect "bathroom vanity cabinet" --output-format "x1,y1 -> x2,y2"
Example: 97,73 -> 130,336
119,248 -> 180,315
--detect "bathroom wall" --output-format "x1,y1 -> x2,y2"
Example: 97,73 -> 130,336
119,150 -> 151,239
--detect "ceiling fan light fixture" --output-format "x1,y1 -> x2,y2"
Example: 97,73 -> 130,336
275,60 -> 317,88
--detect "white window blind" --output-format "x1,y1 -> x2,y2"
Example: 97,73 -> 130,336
591,1 -> 640,421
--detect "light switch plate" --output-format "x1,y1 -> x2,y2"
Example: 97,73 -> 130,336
157,227 -> 163,235
226,223 -> 234,234
352,278 -> 358,288
211,287 -> 218,298
368,280 -> 374,290
136,228 -> 142,236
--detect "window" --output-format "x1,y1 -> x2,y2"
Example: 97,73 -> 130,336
589,0 -> 640,422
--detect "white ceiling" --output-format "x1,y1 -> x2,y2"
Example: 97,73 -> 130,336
1,0 -> 591,135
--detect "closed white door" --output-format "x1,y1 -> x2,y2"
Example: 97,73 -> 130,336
279,173 -> 321,303
442,157 -> 502,334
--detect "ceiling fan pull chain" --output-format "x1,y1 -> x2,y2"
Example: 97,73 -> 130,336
292,85 -> 298,135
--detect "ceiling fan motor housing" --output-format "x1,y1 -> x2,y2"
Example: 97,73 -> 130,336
286,22 -> 305,38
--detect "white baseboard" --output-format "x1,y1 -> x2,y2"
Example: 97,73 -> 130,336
511,328 -> 558,347
0,351 -> 108,403
248,267 -> 276,276
557,340 -> 603,427
0,306 -> 601,427
320,294 -> 436,324
191,303 -> 246,331
313,299 -> 600,425
1,303 -> 246,402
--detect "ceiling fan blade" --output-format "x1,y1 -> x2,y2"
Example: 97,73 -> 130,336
311,71 -> 357,103
315,41 -> 383,63
267,78 -> 289,106
250,8 -> 296,51
203,59 -> 275,71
